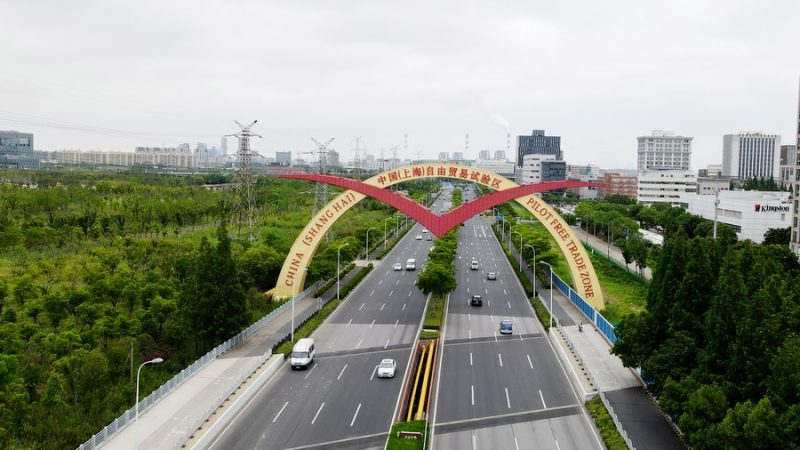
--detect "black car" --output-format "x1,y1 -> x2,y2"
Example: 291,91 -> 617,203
470,295 -> 483,306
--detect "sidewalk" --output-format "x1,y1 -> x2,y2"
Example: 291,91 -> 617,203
571,225 -> 652,280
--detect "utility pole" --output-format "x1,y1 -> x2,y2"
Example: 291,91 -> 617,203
713,187 -> 720,239
227,120 -> 261,240
310,137 -> 334,216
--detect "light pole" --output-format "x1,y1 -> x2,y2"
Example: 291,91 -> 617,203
395,212 -> 400,236
576,216 -> 588,244
607,220 -> 613,258
337,243 -> 348,301
511,231 -> 523,271
524,244 -> 536,284
136,357 -> 164,449
539,261 -> 554,329
384,218 -> 393,248
291,267 -> 308,343
365,227 -> 377,262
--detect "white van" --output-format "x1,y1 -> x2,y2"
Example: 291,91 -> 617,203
406,258 -> 416,271
290,338 -> 316,369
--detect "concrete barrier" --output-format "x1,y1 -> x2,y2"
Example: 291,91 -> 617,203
188,354 -> 285,450
549,328 -> 597,402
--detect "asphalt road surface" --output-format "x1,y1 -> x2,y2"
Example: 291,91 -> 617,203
431,186 -> 603,450
208,194 -> 451,450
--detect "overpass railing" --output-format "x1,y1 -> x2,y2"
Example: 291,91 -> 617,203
76,282 -> 318,450
550,271 -> 617,344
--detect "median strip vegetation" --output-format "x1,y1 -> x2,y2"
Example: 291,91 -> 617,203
387,420 -> 427,450
586,396 -> 629,450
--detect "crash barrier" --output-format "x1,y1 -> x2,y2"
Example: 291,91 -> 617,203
550,270 -> 616,344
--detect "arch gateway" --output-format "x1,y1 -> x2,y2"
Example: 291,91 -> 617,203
268,163 -> 604,310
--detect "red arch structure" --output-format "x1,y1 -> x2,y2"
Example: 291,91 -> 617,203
280,173 -> 601,237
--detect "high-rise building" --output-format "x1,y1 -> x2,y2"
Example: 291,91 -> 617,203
637,170 -> 697,206
494,150 -> 506,161
791,79 -> 800,256
451,152 -> 464,161
517,154 -> 566,184
276,151 -> 292,165
438,151 -> 449,161
516,130 -> 561,166
636,130 -> 692,171
478,150 -> 491,160
221,136 -> 228,156
328,149 -> 340,167
722,132 -> 781,180
780,145 -> 797,188
0,130 -> 38,169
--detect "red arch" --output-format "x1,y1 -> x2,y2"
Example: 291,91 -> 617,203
280,173 -> 602,236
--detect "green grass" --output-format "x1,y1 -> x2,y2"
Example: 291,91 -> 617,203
586,396 -> 630,450
531,297 -> 552,332
387,420 -> 427,450
419,329 -> 439,340
422,293 -> 445,331
274,299 -> 342,356
588,252 -> 648,324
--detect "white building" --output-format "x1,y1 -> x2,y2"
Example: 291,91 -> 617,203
780,145 -> 796,188
451,152 -> 464,161
517,154 -> 566,184
470,159 -> 516,177
706,164 -> 723,177
637,130 -> 693,171
697,177 -> 731,195
494,150 -> 506,161
637,170 -> 697,206
438,152 -> 449,161
678,190 -> 793,243
478,150 -> 491,160
722,132 -> 781,180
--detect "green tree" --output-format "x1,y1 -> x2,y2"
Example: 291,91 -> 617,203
763,227 -> 790,245
416,262 -> 456,297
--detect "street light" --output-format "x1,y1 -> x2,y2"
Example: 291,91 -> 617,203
538,261 -> 555,330
576,216 -> 588,244
607,220 -> 614,258
511,231 -> 523,271
337,243 -> 349,301
384,217 -> 393,248
365,227 -> 377,262
524,244 -> 536,283
136,357 -> 164,449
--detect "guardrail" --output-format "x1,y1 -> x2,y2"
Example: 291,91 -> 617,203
550,271 -> 617,344
76,283 -> 318,450
600,392 -> 637,450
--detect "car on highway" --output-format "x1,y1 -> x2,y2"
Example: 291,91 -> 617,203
426,235 -> 432,241
470,295 -> 483,306
487,272 -> 496,280
406,258 -> 416,270
470,260 -> 479,270
416,234 -> 423,240
499,320 -> 513,335
290,338 -> 316,369
393,262 -> 402,271
422,228 -> 428,233
377,359 -> 396,378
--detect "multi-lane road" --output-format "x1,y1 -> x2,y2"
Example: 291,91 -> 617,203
208,195 -> 450,450
430,186 -> 603,449
209,186 -> 602,449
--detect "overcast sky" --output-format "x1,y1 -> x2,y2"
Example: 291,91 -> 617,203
2,0 -> 799,169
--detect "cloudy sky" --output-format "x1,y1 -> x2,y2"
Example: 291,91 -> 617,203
1,0 -> 799,169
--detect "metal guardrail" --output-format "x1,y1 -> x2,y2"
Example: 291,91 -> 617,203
550,272 -> 617,344
600,392 -> 637,450
76,283 -> 318,450
172,350 -> 272,449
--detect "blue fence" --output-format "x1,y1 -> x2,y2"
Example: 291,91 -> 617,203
550,271 -> 617,344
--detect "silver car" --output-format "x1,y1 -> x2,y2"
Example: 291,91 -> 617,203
377,359 -> 396,378
393,263 -> 402,271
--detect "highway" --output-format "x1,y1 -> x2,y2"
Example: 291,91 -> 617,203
208,194 -> 450,450
431,186 -> 603,450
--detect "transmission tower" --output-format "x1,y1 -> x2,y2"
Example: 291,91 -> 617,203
310,137 -> 335,216
226,120 -> 261,239
352,136 -> 363,178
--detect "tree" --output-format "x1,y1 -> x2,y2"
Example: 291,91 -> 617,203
763,227 -> 791,245
415,262 -> 456,297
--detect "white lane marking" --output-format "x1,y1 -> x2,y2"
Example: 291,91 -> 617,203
408,290 -> 412,297
494,331 -> 497,342
312,402 -> 325,424
472,432 -> 477,450
394,319 -> 399,328
488,300 -> 491,307
539,390 -> 547,408
469,329 -> 472,339
381,303 -> 386,311
471,385 -> 475,406
347,318 -> 352,326
468,313 -> 471,321
384,338 -> 390,349
527,354 -> 534,369
485,288 -> 488,294
370,290 -> 375,297
500,279 -> 503,285
370,319 -> 375,328
469,352 -> 473,366
350,403 -> 362,427
467,277 -> 469,283
498,353 -> 503,367
304,365 -> 317,380
505,387 -> 511,409
273,401 -> 289,423
359,303 -> 365,311
379,280 -> 383,285
503,289 -> 507,295
370,365 -> 378,380
389,290 -> 394,296
467,287 -> 469,293
396,279 -> 400,285
555,440 -> 561,450
514,435 -> 520,450
402,303 -> 406,311
337,364 -> 348,380
508,301 -> 512,309
356,338 -> 363,348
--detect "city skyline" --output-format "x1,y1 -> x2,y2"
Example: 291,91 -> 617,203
1,1 -> 798,170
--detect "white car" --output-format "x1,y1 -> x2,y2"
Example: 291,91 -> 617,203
416,234 -> 423,240
422,229 -> 428,233
487,272 -> 497,280
377,359 -> 396,378
393,262 -> 403,271
470,260 -> 479,270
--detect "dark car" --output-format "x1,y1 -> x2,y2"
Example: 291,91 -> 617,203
470,295 -> 483,306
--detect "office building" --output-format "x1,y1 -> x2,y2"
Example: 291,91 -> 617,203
567,164 -> 600,179
722,132 -> 781,180
470,159 -> 516,178
780,145 -> 796,188
706,164 -> 723,177
637,130 -> 692,171
494,150 -> 506,161
221,137 -> 228,156
276,151 -> 292,165
516,130 -> 561,166
637,170 -> 697,206
438,152 -> 449,161
451,152 -> 464,161
0,131 -> 39,169
57,150 -> 196,168
478,150 -> 491,160
697,177 -> 731,195
678,190 -> 792,243
517,154 -> 566,184
327,149 -> 340,167
599,172 -> 638,199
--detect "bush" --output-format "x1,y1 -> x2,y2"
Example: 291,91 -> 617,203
314,262 -> 355,297
530,297 -> 552,332
586,396 -> 629,450
338,264 -> 373,299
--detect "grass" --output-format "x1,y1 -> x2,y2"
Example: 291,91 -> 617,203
421,293 -> 445,337
274,299 -> 342,356
588,251 -> 648,325
530,297 -> 552,332
419,329 -> 439,340
387,420 -> 427,450
586,396 -> 630,450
